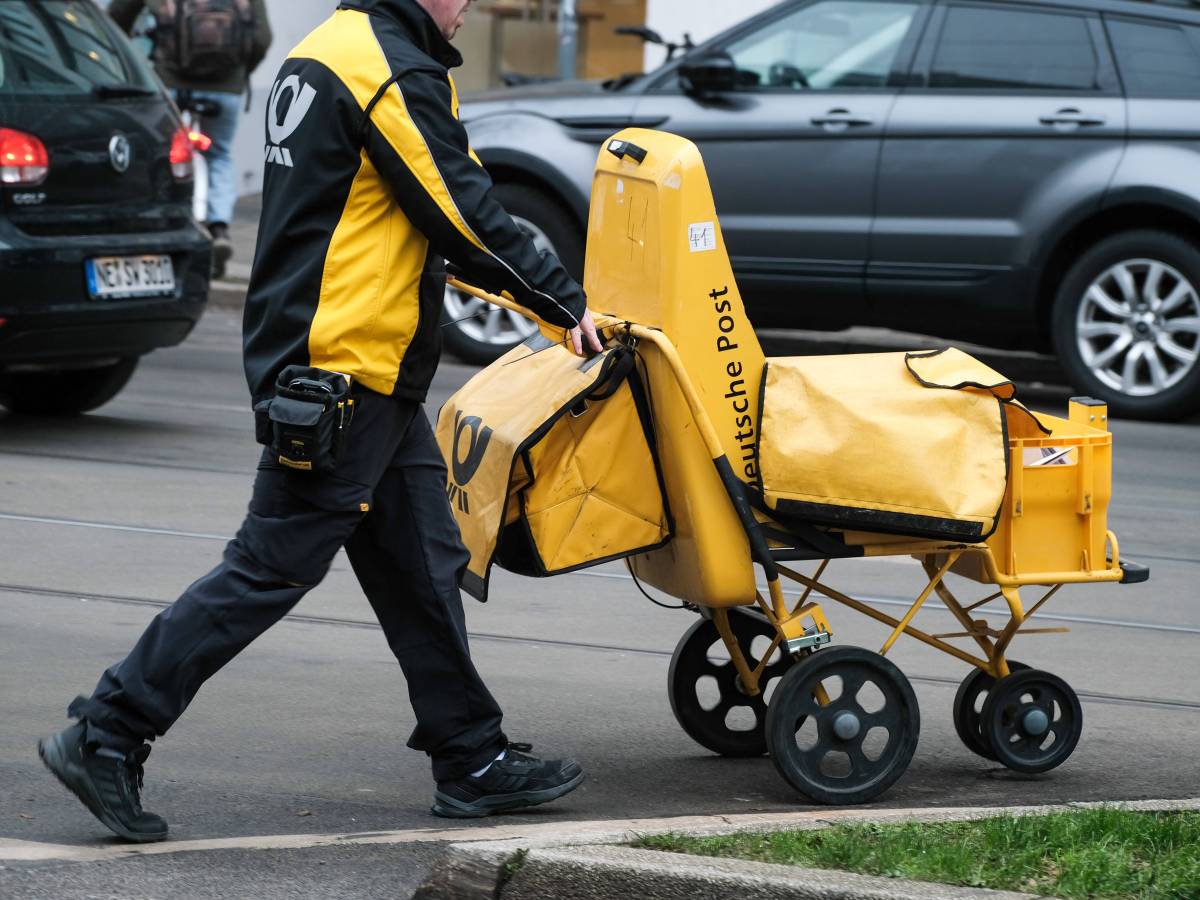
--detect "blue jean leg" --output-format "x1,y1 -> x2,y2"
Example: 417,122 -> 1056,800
179,90 -> 242,225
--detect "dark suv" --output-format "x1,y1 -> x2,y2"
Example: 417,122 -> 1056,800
454,0 -> 1200,420
0,0 -> 210,415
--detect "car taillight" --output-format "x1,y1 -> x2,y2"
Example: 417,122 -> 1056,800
170,127 -> 193,180
189,129 -> 213,153
0,128 -> 49,186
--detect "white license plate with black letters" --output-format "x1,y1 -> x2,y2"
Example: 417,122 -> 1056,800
86,255 -> 176,299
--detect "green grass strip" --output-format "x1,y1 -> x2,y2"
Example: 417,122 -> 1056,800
633,809 -> 1200,899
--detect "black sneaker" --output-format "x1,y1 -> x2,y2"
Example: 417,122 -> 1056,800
431,742 -> 584,819
38,721 -> 168,843
208,222 -> 233,281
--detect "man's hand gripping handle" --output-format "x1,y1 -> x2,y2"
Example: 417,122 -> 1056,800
446,278 -> 604,359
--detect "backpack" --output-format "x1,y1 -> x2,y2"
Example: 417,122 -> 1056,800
154,0 -> 255,81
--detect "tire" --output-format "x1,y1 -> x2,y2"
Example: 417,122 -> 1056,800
979,668 -> 1082,775
668,611 -> 795,758
952,661 -> 1029,761
1052,230 -> 1200,420
766,646 -> 919,805
441,184 -> 584,366
0,357 -> 139,416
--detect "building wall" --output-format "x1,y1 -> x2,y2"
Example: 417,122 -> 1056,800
579,0 -> 648,80
642,0 -> 781,70
233,0 -> 787,198
230,0 -> 331,201
103,0 -> 785,199
234,0 -> 647,199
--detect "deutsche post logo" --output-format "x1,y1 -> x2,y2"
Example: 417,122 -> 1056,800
265,75 -> 317,168
447,411 -> 492,514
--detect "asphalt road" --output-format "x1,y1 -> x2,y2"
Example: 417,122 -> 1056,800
1,306 -> 1198,898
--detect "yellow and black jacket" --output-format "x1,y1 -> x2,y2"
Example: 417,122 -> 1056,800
243,0 -> 586,403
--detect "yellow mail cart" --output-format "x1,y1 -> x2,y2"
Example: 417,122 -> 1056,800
437,130 -> 1150,805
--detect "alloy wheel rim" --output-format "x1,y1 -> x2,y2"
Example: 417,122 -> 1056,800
1076,258 -> 1200,397
443,215 -> 550,347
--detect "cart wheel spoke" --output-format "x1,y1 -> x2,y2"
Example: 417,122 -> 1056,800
858,709 -> 890,730
840,669 -> 868,700
1008,733 -> 1035,754
704,659 -> 738,683
795,698 -> 830,727
845,738 -> 873,774
711,694 -> 736,717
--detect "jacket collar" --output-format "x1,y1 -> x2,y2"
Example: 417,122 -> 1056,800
339,0 -> 463,69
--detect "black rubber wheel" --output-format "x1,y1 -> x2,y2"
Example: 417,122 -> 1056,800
441,184 -> 584,365
952,661 -> 1030,760
0,357 -> 139,416
980,668 -> 1082,774
1052,230 -> 1200,420
668,610 -> 794,757
766,646 -> 920,805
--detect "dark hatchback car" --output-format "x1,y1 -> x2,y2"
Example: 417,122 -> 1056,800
454,0 -> 1200,420
0,0 -> 209,415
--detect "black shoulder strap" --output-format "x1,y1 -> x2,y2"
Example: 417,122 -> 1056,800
359,73 -> 404,146
585,349 -> 636,402
358,65 -> 446,147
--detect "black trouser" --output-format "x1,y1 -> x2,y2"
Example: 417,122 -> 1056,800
70,392 -> 506,782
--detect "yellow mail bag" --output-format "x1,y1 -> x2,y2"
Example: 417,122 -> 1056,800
436,339 -> 671,600
756,348 -> 1036,542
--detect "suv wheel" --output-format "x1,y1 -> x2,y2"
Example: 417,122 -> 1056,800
441,184 -> 584,365
0,357 -> 140,416
1053,230 -> 1200,420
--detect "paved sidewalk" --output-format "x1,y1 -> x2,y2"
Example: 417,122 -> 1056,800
207,193 -> 261,308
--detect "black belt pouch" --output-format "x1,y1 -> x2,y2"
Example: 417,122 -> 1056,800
254,366 -> 354,473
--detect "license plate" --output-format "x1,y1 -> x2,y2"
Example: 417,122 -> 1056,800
86,255 -> 176,300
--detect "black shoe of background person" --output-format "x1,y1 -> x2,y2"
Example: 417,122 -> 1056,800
38,721 -> 168,843
431,742 -> 585,819
208,221 -> 233,281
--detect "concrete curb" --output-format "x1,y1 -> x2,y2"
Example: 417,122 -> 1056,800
411,798 -> 1200,900
207,259 -> 252,310
207,279 -> 248,310
502,846 -> 1036,900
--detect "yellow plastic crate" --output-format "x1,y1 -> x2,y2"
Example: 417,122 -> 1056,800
983,398 -> 1114,580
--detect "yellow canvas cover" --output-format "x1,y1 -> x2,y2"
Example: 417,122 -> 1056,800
436,337 -> 671,600
757,348 -> 1032,542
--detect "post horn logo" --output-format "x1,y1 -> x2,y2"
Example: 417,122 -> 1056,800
265,75 -> 317,168
447,411 -> 493,514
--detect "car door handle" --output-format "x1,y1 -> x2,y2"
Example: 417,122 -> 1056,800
811,108 -> 873,128
1039,108 -> 1106,127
